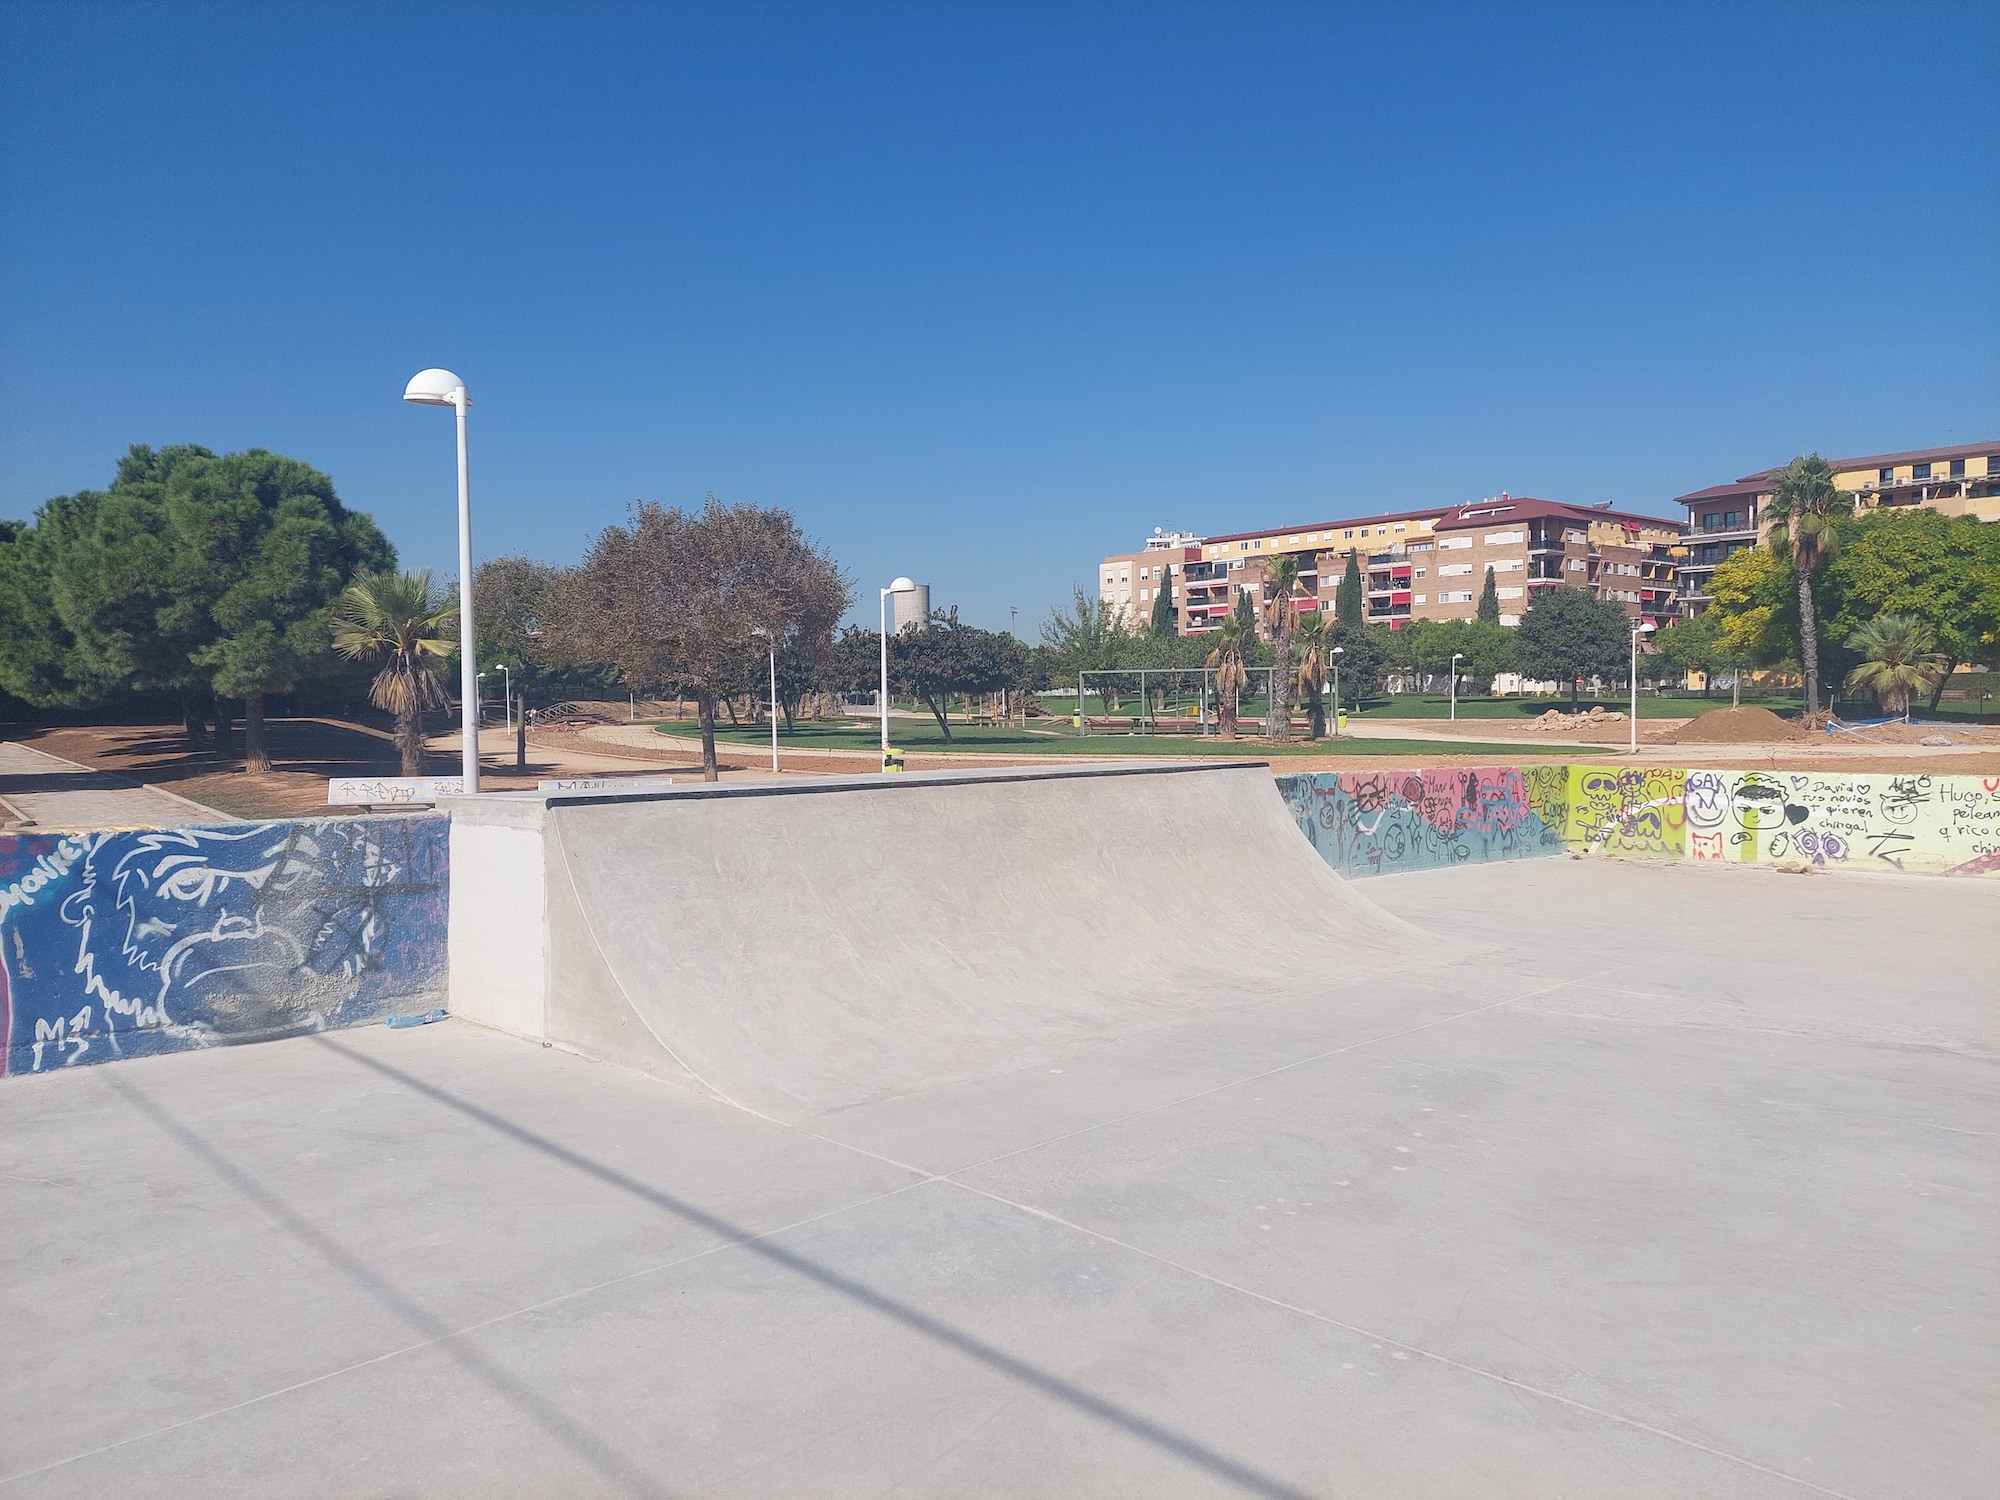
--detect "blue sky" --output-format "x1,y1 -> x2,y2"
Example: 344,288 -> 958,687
3,1 -> 1995,634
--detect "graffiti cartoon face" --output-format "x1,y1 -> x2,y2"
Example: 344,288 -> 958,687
1684,771 -> 1727,829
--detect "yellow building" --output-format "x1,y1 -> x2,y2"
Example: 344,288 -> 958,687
1673,441 -> 2000,612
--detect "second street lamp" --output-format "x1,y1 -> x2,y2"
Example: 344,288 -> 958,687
880,578 -> 916,770
752,626 -> 779,775
403,368 -> 479,793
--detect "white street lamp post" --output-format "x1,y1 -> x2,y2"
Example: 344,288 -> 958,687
1331,645 -> 1345,738
1449,652 -> 1464,721
879,578 -> 915,769
498,664 -> 511,734
752,626 -> 779,775
1630,619 -> 1656,752
404,369 -> 479,793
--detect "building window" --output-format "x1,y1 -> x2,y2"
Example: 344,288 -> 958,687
1914,462 -> 1932,480
1951,458 -> 1966,477
1394,524 -> 1405,533
1414,568 -> 1426,579
1879,467 -> 1894,484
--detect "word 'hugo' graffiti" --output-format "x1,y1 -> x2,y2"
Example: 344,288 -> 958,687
1,817 -> 447,1074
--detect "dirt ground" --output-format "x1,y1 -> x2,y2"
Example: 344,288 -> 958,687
8,715 -> 1997,823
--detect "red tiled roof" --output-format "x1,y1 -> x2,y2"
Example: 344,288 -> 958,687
1430,497 -> 1676,533
1201,506 -> 1449,546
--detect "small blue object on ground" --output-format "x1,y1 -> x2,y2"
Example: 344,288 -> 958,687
384,1009 -> 447,1029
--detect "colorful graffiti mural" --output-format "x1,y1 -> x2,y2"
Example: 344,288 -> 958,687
1281,765 -> 2000,880
1275,767 -> 1567,877
1,816 -> 448,1076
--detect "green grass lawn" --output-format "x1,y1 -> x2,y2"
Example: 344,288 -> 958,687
651,719 -> 1583,759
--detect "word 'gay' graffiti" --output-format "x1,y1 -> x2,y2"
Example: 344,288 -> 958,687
1276,767 -> 1567,877
1,816 -> 448,1076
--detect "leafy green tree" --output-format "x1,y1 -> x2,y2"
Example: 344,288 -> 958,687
1843,614 -> 1946,718
892,608 -> 1026,740
1476,567 -> 1501,625
1708,547 -> 1798,684
1765,454 -> 1852,713
1040,587 -> 1136,712
1820,509 -> 2000,711
1334,548 -> 1364,625
546,497 -> 846,781
330,571 -> 458,775
1327,620 -> 1388,700
1652,610 -> 1724,695
0,445 -> 389,764
1514,587 -> 1630,710
1149,571 -> 1177,636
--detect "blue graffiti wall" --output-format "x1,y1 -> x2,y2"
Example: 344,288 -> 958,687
1276,767 -> 1569,878
1,816 -> 448,1076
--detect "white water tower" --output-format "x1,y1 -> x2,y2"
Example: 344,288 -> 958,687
892,582 -> 931,633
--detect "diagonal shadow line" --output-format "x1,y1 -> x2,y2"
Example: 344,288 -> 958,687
318,1036 -> 1322,1500
98,1072 -> 678,1500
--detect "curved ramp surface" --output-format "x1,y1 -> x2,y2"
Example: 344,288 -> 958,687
538,763 -> 1429,1119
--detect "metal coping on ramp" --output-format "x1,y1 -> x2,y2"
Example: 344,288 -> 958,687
439,759 -> 1276,819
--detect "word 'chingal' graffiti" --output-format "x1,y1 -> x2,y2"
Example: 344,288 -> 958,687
1,816 -> 448,1075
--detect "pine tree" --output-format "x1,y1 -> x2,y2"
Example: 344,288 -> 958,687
1335,548 -> 1364,625
1149,571 -> 1177,636
1477,567 -> 1501,625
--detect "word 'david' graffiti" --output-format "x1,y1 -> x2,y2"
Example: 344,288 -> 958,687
1,816 -> 448,1076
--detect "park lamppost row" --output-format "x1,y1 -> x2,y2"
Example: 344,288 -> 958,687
403,368 -> 479,793
751,626 -> 779,775
1330,645 -> 1344,738
879,578 -> 916,767
1449,651 -> 1464,721
497,663 -> 511,734
1630,619 -> 1657,752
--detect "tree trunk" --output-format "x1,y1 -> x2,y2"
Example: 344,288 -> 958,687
1305,689 -> 1324,741
781,695 -> 795,732
696,692 -> 719,782
1927,658 -> 1957,714
722,696 -> 739,727
1796,567 -> 1820,713
395,703 -> 425,776
1269,636 -> 1293,742
920,693 -> 953,741
242,692 -> 271,773
1569,676 -> 1580,711
181,695 -> 207,749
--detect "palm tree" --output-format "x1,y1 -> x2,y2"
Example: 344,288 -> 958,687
1263,555 -> 1302,742
1765,455 -> 1851,714
1206,617 -> 1249,741
330,570 -> 458,776
1295,610 -> 1330,740
1844,614 -> 1946,719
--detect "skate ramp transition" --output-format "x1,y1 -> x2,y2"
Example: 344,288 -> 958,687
445,763 -> 1434,1120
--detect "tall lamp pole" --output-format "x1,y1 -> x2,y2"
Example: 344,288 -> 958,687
752,626 -> 779,774
1331,645 -> 1345,738
404,369 -> 479,793
498,664 -> 511,734
880,578 -> 915,770
1630,619 -> 1656,752
1449,652 -> 1464,721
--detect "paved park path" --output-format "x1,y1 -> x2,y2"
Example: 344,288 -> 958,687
0,739 -> 233,830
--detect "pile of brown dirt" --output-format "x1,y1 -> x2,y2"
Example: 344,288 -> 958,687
1647,706 -> 1808,745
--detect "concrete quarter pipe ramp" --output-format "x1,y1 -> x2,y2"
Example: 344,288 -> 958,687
449,763 -> 1435,1119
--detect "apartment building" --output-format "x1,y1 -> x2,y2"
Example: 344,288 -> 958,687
1416,498 -> 1682,629
1101,497 -> 1679,634
1673,441 -> 2000,613
1097,530 -> 1205,629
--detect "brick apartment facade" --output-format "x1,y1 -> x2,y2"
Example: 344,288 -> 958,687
1099,498 -> 1681,636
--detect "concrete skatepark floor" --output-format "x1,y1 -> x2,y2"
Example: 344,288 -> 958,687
3,857 -> 1994,1498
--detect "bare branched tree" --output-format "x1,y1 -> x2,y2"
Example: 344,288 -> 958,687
545,497 -> 850,780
